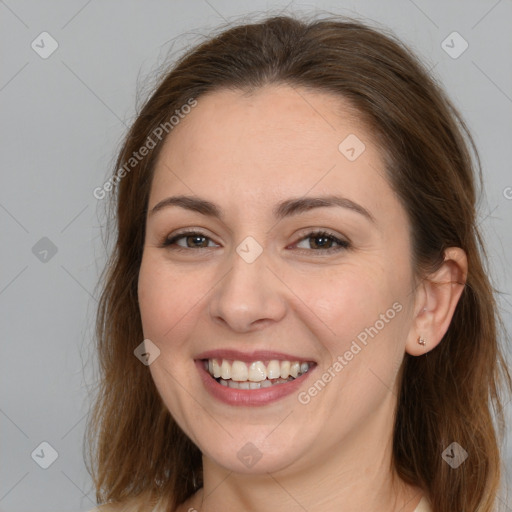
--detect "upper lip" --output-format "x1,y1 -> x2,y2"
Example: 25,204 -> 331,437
195,349 -> 316,363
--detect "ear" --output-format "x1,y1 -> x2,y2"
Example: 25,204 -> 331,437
405,247 -> 468,356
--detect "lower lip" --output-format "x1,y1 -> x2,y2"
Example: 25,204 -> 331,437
195,360 -> 315,406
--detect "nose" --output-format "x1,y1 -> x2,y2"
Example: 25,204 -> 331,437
208,245 -> 287,332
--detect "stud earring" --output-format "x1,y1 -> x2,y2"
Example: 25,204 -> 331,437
417,336 -> 427,346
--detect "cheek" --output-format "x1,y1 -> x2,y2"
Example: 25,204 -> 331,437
293,262 -> 410,380
291,263 -> 396,338
137,253 -> 208,340
137,254 -> 206,431
138,258 -> 170,339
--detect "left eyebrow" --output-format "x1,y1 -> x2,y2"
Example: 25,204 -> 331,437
148,194 -> 375,224
273,195 -> 375,223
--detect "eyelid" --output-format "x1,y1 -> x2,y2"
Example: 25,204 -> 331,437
292,227 -> 351,245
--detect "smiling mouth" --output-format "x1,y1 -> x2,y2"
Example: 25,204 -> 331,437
202,358 -> 314,389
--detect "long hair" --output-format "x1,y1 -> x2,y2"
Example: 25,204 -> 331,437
86,13 -> 512,512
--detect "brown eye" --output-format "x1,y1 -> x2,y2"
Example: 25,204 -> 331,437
163,232 -> 218,249
295,230 -> 350,252
184,234 -> 209,248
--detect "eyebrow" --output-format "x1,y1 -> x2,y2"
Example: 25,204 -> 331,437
149,194 -> 375,223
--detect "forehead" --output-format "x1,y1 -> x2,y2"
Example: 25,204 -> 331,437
158,84 -> 368,164
150,84 -> 393,217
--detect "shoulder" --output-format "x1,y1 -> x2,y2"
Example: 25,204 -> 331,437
100,489 -> 200,512
84,506 -> 145,512
84,500 -> 162,512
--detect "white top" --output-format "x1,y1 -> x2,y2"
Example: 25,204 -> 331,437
414,496 -> 432,512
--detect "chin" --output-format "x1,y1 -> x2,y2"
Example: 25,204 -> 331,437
190,423 -> 314,476
203,442 -> 304,475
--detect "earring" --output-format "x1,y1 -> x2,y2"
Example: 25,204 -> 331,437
417,336 -> 427,346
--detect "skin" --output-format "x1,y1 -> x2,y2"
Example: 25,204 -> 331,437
137,84 -> 467,512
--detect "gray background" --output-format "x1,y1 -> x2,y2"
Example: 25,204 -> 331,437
1,0 -> 511,510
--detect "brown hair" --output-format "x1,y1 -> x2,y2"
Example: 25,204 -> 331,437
86,13 -> 512,512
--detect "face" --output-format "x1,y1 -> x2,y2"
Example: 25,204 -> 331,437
137,85 -> 418,475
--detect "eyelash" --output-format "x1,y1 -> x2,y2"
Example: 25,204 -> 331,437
161,229 -> 351,254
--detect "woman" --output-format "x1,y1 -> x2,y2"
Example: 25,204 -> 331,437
86,14 -> 511,512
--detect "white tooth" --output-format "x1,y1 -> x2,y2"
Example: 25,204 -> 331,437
231,360 -> 249,381
280,360 -> 290,379
239,381 -> 250,390
212,359 -> 221,378
260,379 -> 272,388
290,362 -> 300,378
249,381 -> 261,389
219,379 -> 228,387
300,362 -> 309,374
208,360 -> 213,374
267,360 -> 281,379
248,361 -> 266,382
221,359 -> 231,380
228,380 -> 239,389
